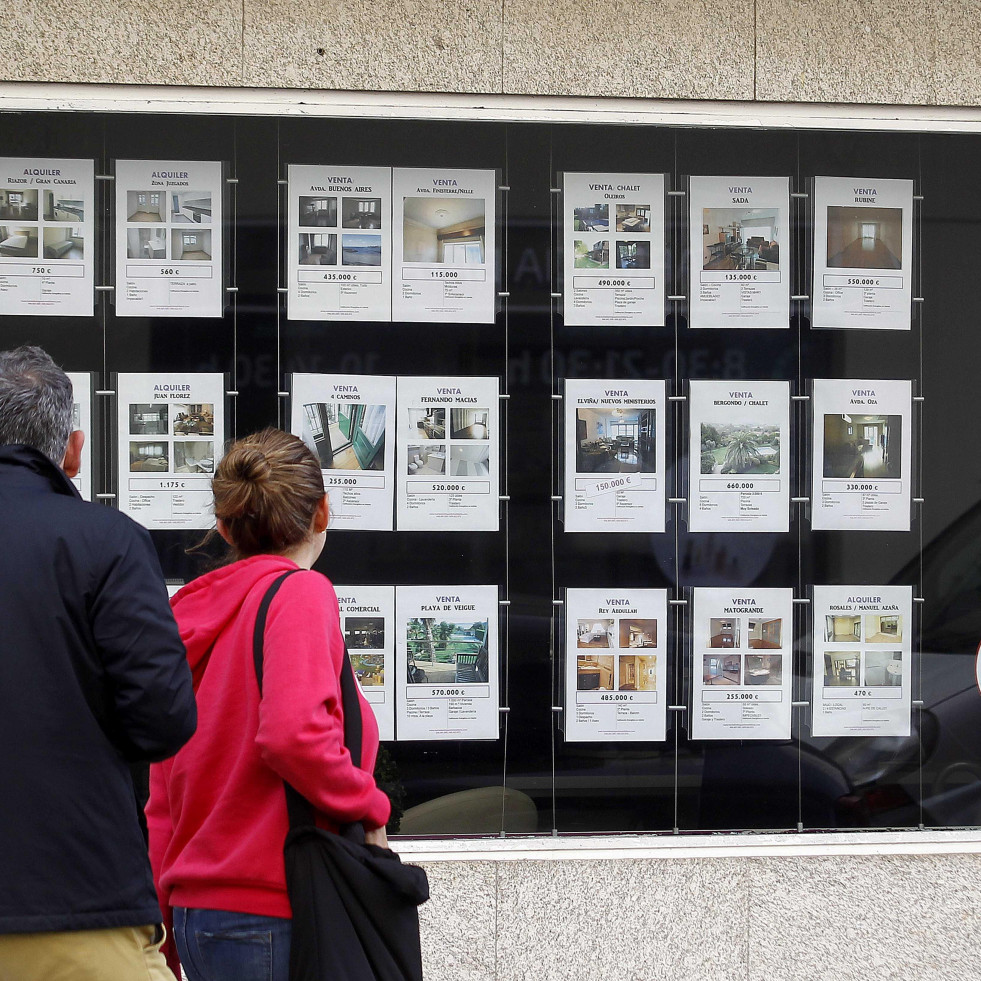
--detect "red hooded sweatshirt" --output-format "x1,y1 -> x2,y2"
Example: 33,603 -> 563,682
146,555 -> 391,921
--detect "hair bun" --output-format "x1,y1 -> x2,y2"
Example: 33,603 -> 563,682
231,446 -> 272,483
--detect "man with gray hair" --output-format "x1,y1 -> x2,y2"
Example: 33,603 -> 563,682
0,346 -> 196,980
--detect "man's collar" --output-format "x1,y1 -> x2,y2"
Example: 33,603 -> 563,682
0,444 -> 82,499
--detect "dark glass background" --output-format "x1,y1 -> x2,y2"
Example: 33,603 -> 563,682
3,110 -> 979,837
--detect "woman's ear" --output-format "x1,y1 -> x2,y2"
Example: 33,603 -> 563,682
215,517 -> 235,546
313,494 -> 329,534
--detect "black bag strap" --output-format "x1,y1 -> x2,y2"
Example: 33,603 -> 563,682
252,569 -> 364,831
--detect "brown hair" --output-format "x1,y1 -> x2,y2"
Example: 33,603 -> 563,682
212,428 -> 325,558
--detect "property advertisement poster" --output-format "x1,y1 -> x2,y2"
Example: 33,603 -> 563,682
812,177 -> 914,330
67,371 -> 93,502
564,588 -> 668,742
391,168 -> 496,324
811,378 -> 912,531
688,176 -> 790,329
335,585 -> 395,742
811,585 -> 913,737
688,380 -> 790,533
563,378 -> 666,534
287,165 -> 392,322
115,160 -> 223,318
395,585 -> 499,740
561,172 -> 666,327
692,587 -> 794,740
395,376 -> 500,532
115,372 -> 224,530
291,373 -> 395,532
0,157 -> 94,317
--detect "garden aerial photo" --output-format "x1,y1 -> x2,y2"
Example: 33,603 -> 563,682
699,422 -> 781,475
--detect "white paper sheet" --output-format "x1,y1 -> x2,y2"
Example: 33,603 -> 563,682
811,378 -> 912,531
563,378 -> 666,534
287,165 -> 392,322
0,158 -> 95,317
562,172 -> 665,327
812,177 -> 914,330
395,585 -> 499,740
811,585 -> 913,737
564,588 -> 668,742
67,372 -> 93,501
291,373 -> 395,531
335,585 -> 395,742
115,160 -> 223,318
688,380 -> 790,533
396,376 -> 500,532
691,587 -> 794,740
391,168 -> 497,323
116,372 -> 224,530
688,176 -> 790,329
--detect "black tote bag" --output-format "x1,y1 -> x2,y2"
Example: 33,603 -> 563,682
254,572 -> 429,981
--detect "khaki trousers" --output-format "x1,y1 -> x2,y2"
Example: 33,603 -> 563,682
0,923 -> 175,981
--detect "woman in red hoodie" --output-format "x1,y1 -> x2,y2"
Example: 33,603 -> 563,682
146,429 -> 391,981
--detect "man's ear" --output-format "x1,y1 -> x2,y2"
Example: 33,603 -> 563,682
61,430 -> 84,479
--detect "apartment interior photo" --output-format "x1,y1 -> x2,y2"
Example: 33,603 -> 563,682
573,238 -> 609,268
171,230 -> 211,261
865,614 -> 903,644
345,616 -> 385,649
619,654 -> 656,691
407,445 -> 445,475
576,407 -> 656,474
173,404 -> 214,436
616,204 -> 650,232
127,190 -> 165,222
616,241 -> 650,269
709,618 -> 741,648
619,619 -> 656,648
0,189 -> 38,220
299,233 -> 336,265
573,204 -> 608,232
450,408 -> 489,440
577,619 -> 614,649
173,440 -> 214,473
43,191 -> 84,222
342,197 -> 382,230
299,196 -> 337,227
408,408 -> 445,439
703,654 -> 741,686
129,403 -> 168,436
0,226 -> 38,257
864,651 -> 902,687
450,445 -> 490,477
171,191 -> 212,224
127,227 -> 166,259
823,413 -> 901,479
744,654 -> 782,686
827,206 -> 902,269
825,614 -> 861,643
301,401 -> 385,471
403,197 -> 485,264
702,208 -> 779,271
129,441 -> 169,471
42,226 -> 83,259
824,652 -> 860,687
577,654 -> 614,691
748,618 -> 782,649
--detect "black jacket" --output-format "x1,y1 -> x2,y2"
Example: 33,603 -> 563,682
0,444 -> 197,934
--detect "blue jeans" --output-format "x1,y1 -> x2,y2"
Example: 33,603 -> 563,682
172,907 -> 291,981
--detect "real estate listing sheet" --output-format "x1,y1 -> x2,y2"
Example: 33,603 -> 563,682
335,584 -> 395,741
291,373 -> 396,531
287,165 -> 392,322
114,160 -> 223,318
688,176 -> 790,329
391,168 -> 497,324
116,372 -> 224,530
562,172 -> 666,327
811,585 -> 913,737
688,380 -> 790,533
692,587 -> 794,740
563,378 -> 666,533
395,584 -> 499,740
67,371 -> 93,502
0,157 -> 95,317
396,375 -> 500,531
564,588 -> 668,742
811,378 -> 912,531
812,176 -> 913,330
